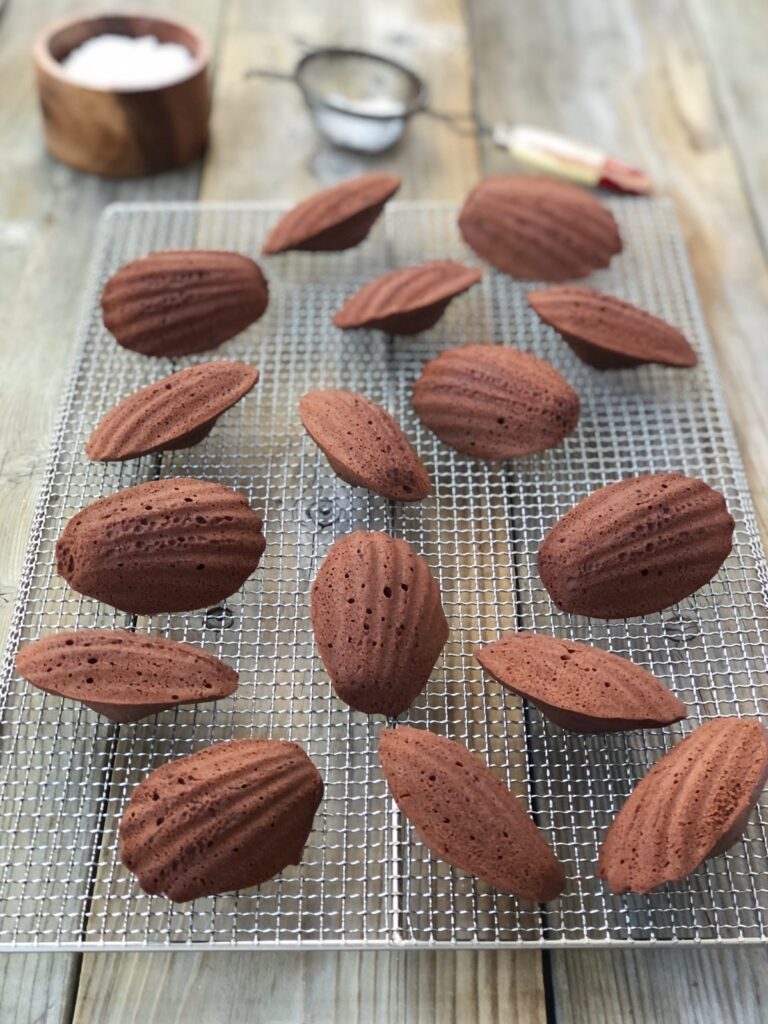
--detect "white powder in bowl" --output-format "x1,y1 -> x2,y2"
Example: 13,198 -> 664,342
61,34 -> 196,90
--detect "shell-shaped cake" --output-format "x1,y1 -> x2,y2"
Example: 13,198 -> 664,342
412,344 -> 580,459
15,629 -> 238,723
86,361 -> 259,462
538,473 -> 734,619
311,531 -> 448,716
332,260 -> 482,334
262,172 -> 401,254
101,250 -> 269,357
527,286 -> 698,369
300,389 -> 431,502
379,726 -> 565,900
476,631 -> 686,733
458,176 -> 622,281
599,717 -> 768,894
120,738 -> 323,902
56,478 -> 266,615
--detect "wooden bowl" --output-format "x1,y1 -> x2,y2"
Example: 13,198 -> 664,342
34,13 -> 210,177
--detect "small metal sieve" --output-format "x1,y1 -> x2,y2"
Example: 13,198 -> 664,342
250,47 -> 428,154
247,46 -> 652,191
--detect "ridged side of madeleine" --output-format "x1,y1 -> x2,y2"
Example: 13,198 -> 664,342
599,718 -> 768,894
120,739 -> 323,901
101,250 -> 268,356
16,629 -> 238,723
379,726 -> 565,900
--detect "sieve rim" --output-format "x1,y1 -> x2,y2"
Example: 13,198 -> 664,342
294,46 -> 428,121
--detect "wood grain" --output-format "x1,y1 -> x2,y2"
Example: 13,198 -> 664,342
466,0 -> 768,1017
0,953 -> 79,1024
467,0 -> 768,543
551,946 -> 768,1024
0,0 -> 218,685
73,0 -> 545,1017
73,950 -> 546,1024
35,13 -> 210,177
684,0 -> 768,256
0,0 -> 220,1016
199,0 -> 480,201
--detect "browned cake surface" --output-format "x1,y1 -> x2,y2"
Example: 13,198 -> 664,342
476,631 -> 686,732
86,360 -> 259,461
527,285 -> 698,369
459,176 -> 622,282
538,472 -> 734,618
412,343 -> 580,459
120,738 -> 323,902
379,726 -> 565,901
262,172 -> 401,253
15,629 -> 238,723
56,477 -> 266,615
101,250 -> 269,356
311,531 -> 448,716
332,260 -> 482,334
599,717 -> 768,894
300,389 -> 431,502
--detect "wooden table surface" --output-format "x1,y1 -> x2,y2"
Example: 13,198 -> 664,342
1,1 -> 767,1021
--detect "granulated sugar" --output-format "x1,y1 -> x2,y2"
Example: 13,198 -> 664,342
61,34 -> 195,90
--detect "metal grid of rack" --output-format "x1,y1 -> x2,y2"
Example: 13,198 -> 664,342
1,199 -> 767,949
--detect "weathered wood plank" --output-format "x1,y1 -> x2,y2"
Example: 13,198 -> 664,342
466,0 -> 768,1019
73,2 -> 545,1021
0,0 -> 219,650
684,0 -> 768,257
551,946 -> 768,1024
0,0 -> 221,1013
200,0 -> 480,201
467,0 -> 768,544
73,950 -> 546,1024
0,953 -> 79,1024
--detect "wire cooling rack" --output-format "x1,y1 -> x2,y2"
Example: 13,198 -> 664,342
1,200 -> 768,951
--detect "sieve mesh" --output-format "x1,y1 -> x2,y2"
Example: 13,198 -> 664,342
1,200 -> 767,949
